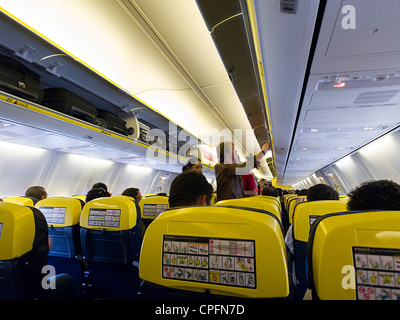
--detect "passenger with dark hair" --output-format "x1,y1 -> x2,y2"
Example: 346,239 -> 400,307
25,186 -> 48,201
347,180 -> 400,211
262,186 -> 279,197
284,183 -> 339,293
86,187 -> 111,203
91,182 -> 112,196
182,156 -> 202,174
298,189 -> 308,196
122,187 -> 142,203
258,179 -> 268,195
285,184 -> 339,256
307,184 -> 339,201
169,171 -> 213,208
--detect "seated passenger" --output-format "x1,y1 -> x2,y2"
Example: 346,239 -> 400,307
284,184 -> 339,291
25,186 -> 48,201
168,171 -> 213,208
347,179 -> 400,210
86,187 -> 111,203
285,184 -> 339,255
91,182 -> 112,196
262,186 -> 279,197
122,187 -> 142,203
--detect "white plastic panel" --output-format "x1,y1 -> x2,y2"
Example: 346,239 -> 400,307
0,140 -> 52,196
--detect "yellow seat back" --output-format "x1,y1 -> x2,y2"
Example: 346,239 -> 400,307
80,196 -> 137,231
283,194 -> 296,209
288,196 -> 307,224
140,206 -> 288,298
309,210 -> 400,300
216,196 -> 281,221
139,195 -> 169,221
35,196 -> 82,227
72,195 -> 87,202
293,200 -> 348,242
3,196 -> 36,206
0,202 -> 35,260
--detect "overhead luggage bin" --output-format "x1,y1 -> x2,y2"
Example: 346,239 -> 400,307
140,206 -> 289,299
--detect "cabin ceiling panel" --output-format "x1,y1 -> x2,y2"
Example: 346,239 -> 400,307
326,0 -> 400,58
131,0 -> 230,88
253,0 -> 320,183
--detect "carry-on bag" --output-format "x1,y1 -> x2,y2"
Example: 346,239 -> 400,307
43,87 -> 98,123
95,109 -> 134,136
0,54 -> 44,104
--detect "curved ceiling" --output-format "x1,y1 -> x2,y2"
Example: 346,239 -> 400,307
0,0 -> 265,171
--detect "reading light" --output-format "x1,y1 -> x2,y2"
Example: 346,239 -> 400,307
333,82 -> 345,88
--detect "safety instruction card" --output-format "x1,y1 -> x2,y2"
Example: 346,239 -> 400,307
353,247 -> 400,300
162,235 -> 256,289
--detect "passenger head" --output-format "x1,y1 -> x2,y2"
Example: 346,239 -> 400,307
86,188 -> 111,203
298,189 -> 308,196
306,184 -> 339,201
169,171 -> 213,208
262,186 -> 279,197
122,187 -> 142,203
182,156 -> 202,173
347,180 -> 400,211
25,186 -> 48,201
92,182 -> 111,196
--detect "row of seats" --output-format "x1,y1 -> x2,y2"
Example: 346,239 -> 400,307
283,193 -> 400,300
2,192 -> 399,300
0,194 -> 169,299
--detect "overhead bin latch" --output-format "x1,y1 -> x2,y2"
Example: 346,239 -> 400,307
15,44 -> 37,62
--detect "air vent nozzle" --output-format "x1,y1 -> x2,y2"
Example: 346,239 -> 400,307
280,0 -> 297,14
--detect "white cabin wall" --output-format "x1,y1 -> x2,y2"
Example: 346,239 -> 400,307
0,140 -> 169,198
43,152 -> 119,196
0,141 -> 54,196
297,129 -> 400,194
110,164 -> 158,196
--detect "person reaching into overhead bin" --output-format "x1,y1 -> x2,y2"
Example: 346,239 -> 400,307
214,141 -> 270,201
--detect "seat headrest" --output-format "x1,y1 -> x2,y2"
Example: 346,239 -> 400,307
140,206 -> 288,298
0,202 -> 36,260
3,196 -> 37,206
293,200 -> 348,242
80,196 -> 138,231
308,210 -> 400,300
139,195 -> 169,220
35,196 -> 82,227
216,197 -> 281,221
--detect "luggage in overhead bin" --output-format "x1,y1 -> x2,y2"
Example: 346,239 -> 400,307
95,109 -> 134,136
0,54 -> 44,104
138,121 -> 158,144
43,87 -> 98,123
